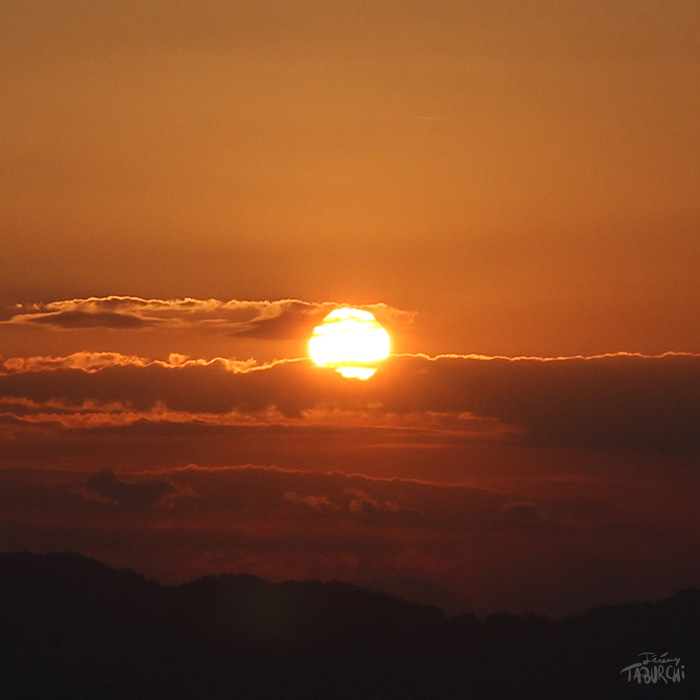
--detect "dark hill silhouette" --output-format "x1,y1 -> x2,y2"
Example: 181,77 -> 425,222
0,552 -> 697,699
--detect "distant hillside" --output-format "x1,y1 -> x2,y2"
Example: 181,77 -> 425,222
0,552 -> 697,699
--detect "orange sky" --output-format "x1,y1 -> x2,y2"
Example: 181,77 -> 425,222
1,2 -> 699,616
2,1 -> 699,356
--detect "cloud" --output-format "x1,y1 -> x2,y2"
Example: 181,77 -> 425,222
283,492 -> 338,511
1,351 -> 256,375
27,310 -> 151,329
85,470 -> 175,507
3,296 -> 414,338
280,485 -> 418,523
1,462 -> 698,616
2,351 -> 700,452
1,352 -> 153,374
346,489 -> 400,514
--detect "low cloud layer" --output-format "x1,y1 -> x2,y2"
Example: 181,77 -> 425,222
86,470 -> 175,507
0,462 -> 697,616
2,344 -> 698,615
2,351 -> 699,452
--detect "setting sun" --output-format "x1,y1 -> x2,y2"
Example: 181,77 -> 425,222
309,308 -> 391,379
2,3 -> 699,696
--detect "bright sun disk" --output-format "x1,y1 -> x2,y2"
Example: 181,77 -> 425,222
308,308 -> 391,379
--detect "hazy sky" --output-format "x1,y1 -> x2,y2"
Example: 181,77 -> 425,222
2,0 -> 699,355
1,2 -> 699,616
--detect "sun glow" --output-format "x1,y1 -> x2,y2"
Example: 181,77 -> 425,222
309,308 -> 391,379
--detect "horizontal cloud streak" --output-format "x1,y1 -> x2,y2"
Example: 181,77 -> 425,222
382,352 -> 700,452
3,296 -> 414,338
1,351 -> 699,452
1,351 -> 260,374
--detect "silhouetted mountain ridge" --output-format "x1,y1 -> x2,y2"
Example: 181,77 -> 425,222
0,551 -> 697,699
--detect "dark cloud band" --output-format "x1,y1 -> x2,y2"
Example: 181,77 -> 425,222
1,351 -> 699,453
